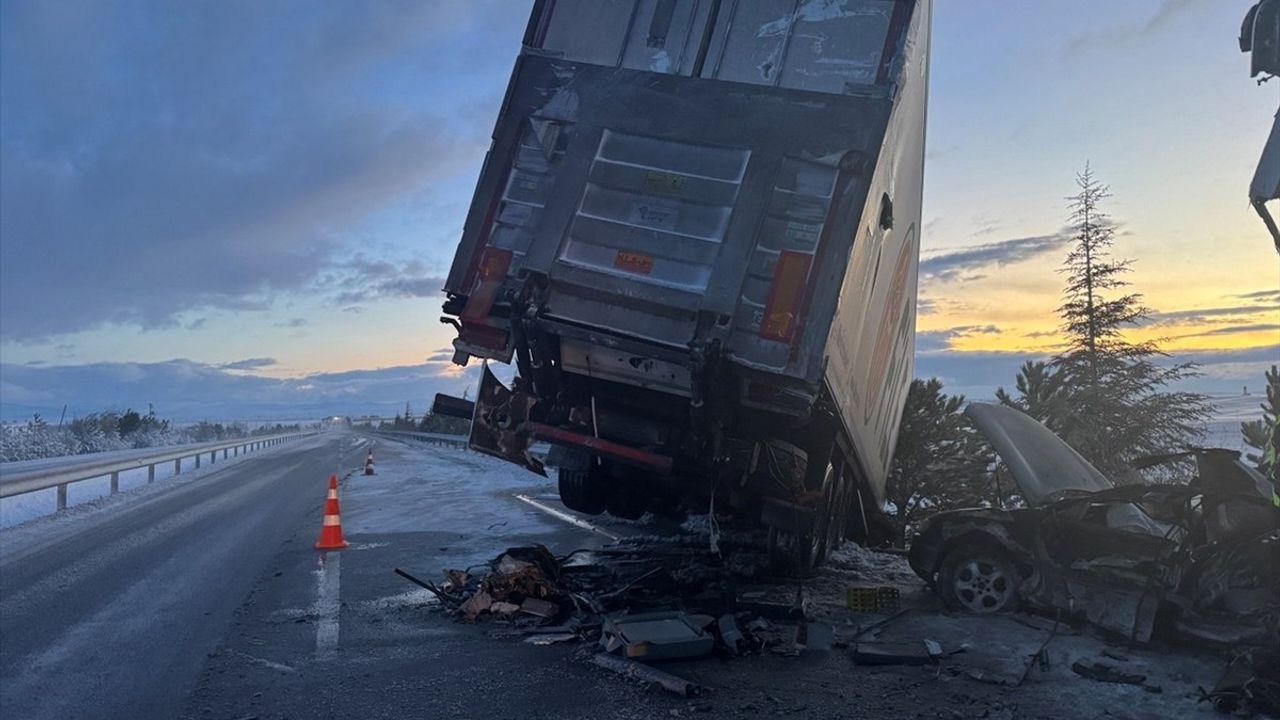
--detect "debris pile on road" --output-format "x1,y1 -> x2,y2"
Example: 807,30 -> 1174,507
393,540 -> 867,695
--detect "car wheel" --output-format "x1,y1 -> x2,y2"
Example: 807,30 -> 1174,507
557,467 -> 607,515
937,543 -> 1021,614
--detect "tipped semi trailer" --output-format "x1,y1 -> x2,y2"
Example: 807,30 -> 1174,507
435,0 -> 931,570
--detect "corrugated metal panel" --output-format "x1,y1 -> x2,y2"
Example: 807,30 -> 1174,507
485,119 -> 575,278
727,156 -> 838,369
557,130 -> 749,294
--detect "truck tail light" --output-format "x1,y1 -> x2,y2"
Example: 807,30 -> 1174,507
461,247 -> 513,321
759,250 -> 812,342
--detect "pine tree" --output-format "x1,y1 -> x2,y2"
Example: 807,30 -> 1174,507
1241,365 -> 1279,484
886,379 -> 994,545
1004,166 -> 1210,478
996,361 -> 1064,427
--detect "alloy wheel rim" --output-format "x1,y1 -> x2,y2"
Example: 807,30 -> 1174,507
953,558 -> 1012,612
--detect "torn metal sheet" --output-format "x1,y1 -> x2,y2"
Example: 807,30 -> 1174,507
964,403 -> 1112,506
600,611 -> 715,660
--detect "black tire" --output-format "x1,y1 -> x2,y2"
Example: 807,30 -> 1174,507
768,463 -> 836,576
606,491 -> 647,520
557,467 -> 607,515
937,542 -> 1022,614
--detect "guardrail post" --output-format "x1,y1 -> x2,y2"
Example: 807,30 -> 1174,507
223,448 -> 228,460
234,446 -> 239,457
195,453 -> 201,469
175,458 -> 181,473
110,471 -> 119,494
148,464 -> 156,483
57,484 -> 68,510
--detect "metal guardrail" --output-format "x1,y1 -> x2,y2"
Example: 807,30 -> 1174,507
367,430 -> 469,448
0,432 -> 318,509
366,430 -> 555,461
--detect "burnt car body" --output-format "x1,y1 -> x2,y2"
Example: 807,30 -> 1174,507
908,403 -> 1280,645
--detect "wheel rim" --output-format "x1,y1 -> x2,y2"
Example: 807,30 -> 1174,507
952,558 -> 1013,613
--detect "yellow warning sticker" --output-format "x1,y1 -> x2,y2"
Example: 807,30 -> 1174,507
614,250 -> 655,275
643,171 -> 685,195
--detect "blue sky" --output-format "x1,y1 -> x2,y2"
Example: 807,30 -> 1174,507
1,0 -> 1277,420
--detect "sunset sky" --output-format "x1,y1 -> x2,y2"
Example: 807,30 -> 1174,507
1,0 -> 1277,420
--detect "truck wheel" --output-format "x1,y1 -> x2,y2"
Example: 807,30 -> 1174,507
767,527 -> 825,577
607,494 -> 647,520
937,542 -> 1021,614
768,463 -> 836,576
826,470 -> 850,555
558,467 -> 607,515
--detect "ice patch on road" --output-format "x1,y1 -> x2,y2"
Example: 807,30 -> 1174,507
360,587 -> 440,611
230,650 -> 297,673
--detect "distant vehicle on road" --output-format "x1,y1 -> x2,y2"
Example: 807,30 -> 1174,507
321,416 -> 353,431
436,0 -> 932,572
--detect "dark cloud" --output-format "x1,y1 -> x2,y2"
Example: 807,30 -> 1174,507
1180,323 -> 1280,338
916,324 -> 1001,353
1145,303 -> 1280,326
220,357 -> 278,371
914,344 -> 1280,401
0,357 -> 479,421
1063,0 -> 1212,57
0,1 -> 524,341
919,233 -> 1068,283
326,257 -> 445,306
276,318 -> 308,329
1233,289 -> 1280,302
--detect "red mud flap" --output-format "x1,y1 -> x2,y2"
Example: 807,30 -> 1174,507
521,422 -> 674,475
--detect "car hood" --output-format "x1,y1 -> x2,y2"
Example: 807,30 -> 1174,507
965,403 -> 1113,507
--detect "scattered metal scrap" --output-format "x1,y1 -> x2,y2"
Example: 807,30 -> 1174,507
1203,649 -> 1280,716
590,653 -> 701,698
389,538 -> 855,696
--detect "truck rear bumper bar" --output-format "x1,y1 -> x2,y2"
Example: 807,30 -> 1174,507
522,422 -> 674,475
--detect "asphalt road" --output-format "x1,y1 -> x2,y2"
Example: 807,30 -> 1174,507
0,433 -> 1228,720
0,433 -> 356,720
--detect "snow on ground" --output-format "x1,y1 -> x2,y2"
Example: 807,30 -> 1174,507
0,435 -> 324,531
339,435 -> 557,538
1201,392 -> 1267,451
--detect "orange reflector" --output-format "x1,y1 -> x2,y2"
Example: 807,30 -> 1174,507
760,250 -> 812,342
461,247 -> 513,321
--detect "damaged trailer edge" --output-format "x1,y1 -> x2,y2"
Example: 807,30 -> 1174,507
435,0 -> 931,572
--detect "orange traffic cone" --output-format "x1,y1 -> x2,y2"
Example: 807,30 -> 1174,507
315,474 -> 349,550
364,450 -> 375,476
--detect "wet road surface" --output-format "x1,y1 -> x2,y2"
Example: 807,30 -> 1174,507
2,433 -> 1229,719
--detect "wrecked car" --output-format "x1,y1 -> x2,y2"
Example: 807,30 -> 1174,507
908,403 -> 1280,646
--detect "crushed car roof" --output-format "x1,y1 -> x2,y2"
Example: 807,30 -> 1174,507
964,403 -> 1113,506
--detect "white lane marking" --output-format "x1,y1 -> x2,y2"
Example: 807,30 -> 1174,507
233,650 -> 297,673
313,552 -> 341,660
513,493 -> 621,541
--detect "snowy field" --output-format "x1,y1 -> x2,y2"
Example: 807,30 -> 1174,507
0,435 -> 321,529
